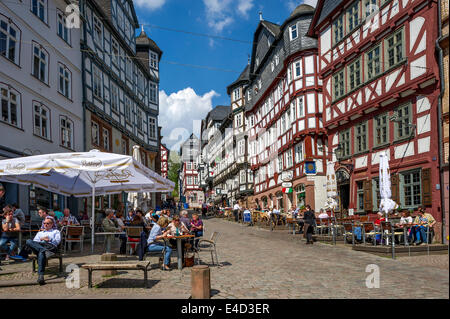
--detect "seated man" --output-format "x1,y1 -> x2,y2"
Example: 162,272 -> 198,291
38,207 -> 57,230
13,217 -> 61,285
318,209 -> 329,219
11,203 -> 26,226
58,208 -> 80,227
0,207 -> 21,260
412,206 -> 436,245
147,216 -> 172,270
180,210 -> 191,230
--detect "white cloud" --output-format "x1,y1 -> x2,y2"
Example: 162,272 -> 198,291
286,0 -> 297,11
302,0 -> 318,7
134,0 -> 167,11
237,0 -> 254,17
159,88 -> 219,150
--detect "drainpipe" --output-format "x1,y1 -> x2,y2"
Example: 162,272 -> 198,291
435,0 -> 447,244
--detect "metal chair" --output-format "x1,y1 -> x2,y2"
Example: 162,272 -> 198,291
197,231 -> 220,266
362,222 -> 382,246
63,226 -> 84,254
125,226 -> 143,255
342,223 -> 355,245
143,238 -> 169,270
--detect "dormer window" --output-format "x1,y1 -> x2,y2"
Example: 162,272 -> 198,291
150,51 -> 158,70
233,88 -> 241,101
289,23 -> 298,41
256,57 -> 260,67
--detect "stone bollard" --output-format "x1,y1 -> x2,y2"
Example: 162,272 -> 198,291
101,253 -> 117,276
191,265 -> 210,299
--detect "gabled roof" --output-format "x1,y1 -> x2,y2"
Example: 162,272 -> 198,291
261,20 -> 281,37
208,105 -> 231,122
227,65 -> 250,94
249,20 -> 281,75
307,0 -> 344,37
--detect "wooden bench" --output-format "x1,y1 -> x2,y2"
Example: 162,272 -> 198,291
30,253 -> 64,273
81,261 -> 151,288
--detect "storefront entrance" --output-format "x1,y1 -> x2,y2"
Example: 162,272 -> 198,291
336,168 -> 351,213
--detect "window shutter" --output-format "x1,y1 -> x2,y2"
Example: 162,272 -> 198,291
391,174 -> 399,204
421,168 -> 432,206
363,180 -> 372,212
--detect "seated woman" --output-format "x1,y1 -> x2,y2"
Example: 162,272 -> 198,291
394,211 -> 413,244
190,213 -> 204,249
115,212 -> 127,254
146,216 -> 172,270
164,216 -> 190,261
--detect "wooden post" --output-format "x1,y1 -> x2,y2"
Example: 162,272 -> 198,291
191,265 -> 210,299
101,253 -> 117,276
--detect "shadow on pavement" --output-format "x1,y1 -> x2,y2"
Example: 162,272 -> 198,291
96,278 -> 159,289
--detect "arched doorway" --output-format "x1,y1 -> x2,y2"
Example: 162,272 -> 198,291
336,168 -> 351,212
275,191 -> 284,211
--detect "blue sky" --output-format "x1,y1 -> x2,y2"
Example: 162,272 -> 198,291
133,0 -> 317,149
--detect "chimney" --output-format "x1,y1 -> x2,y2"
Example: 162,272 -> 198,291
259,11 -> 263,21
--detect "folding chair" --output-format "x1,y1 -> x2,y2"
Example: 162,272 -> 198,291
63,226 -> 84,254
342,223 -> 355,245
362,222 -> 382,246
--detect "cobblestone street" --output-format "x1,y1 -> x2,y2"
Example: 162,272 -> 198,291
0,217 -> 448,299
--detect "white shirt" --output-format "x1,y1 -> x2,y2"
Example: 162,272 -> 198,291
34,229 -> 61,247
400,216 -> 413,224
233,204 -> 240,210
318,213 -> 329,219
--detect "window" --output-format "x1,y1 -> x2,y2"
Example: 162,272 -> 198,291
235,113 -> 242,128
34,103 -> 49,139
240,170 -> 246,184
275,54 -> 279,66
187,176 -> 192,185
277,154 -> 283,172
32,44 -> 48,83
339,129 -> 351,158
290,24 -> 298,41
194,176 -> 199,185
333,70 -> 345,100
126,57 -> 132,79
60,116 -> 73,149
374,113 -> 389,146
149,117 -> 156,139
247,91 -> 252,102
366,44 -> 381,80
271,61 -> 274,72
58,63 -> 71,99
137,109 -> 143,131
364,0 -> 378,17
0,17 -> 19,64
124,97 -> 132,122
1,87 -> 20,127
102,127 -> 110,151
394,103 -> 412,140
295,184 -> 306,207
356,181 -> 364,212
111,83 -> 119,112
137,71 -> 144,93
57,11 -> 70,44
355,122 -> 368,153
91,121 -> 99,145
401,170 -> 421,208
238,140 -> 245,156
385,28 -> 404,68
287,67 -> 292,83
295,141 -> 304,163
297,96 -> 304,118
346,1 -> 360,33
150,83 -> 157,103
294,60 -> 302,79
333,15 -> 344,44
347,58 -> 361,91
150,51 -> 158,69
111,38 -> 119,65
187,162 -> 192,170
372,178 -> 381,211
286,149 -> 293,168
93,16 -> 102,47
31,0 -> 46,23
92,65 -> 102,99
233,88 -> 241,101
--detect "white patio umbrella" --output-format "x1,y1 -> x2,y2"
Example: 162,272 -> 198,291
0,150 -> 174,252
324,161 -> 338,216
379,152 -> 398,221
127,145 -> 142,210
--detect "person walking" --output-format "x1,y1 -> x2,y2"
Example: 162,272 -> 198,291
303,205 -> 315,244
233,202 -> 241,223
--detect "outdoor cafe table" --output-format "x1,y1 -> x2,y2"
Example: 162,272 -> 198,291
94,232 -> 126,253
13,229 -> 40,249
165,234 -> 194,270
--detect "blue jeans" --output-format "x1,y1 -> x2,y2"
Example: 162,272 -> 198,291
147,242 -> 172,266
19,239 -> 57,275
412,226 -> 429,243
193,231 -> 203,248
0,236 -> 18,255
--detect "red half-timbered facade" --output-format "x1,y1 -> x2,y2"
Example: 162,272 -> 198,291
308,0 -> 443,240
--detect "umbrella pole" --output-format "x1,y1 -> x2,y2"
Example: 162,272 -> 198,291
91,186 -> 96,253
